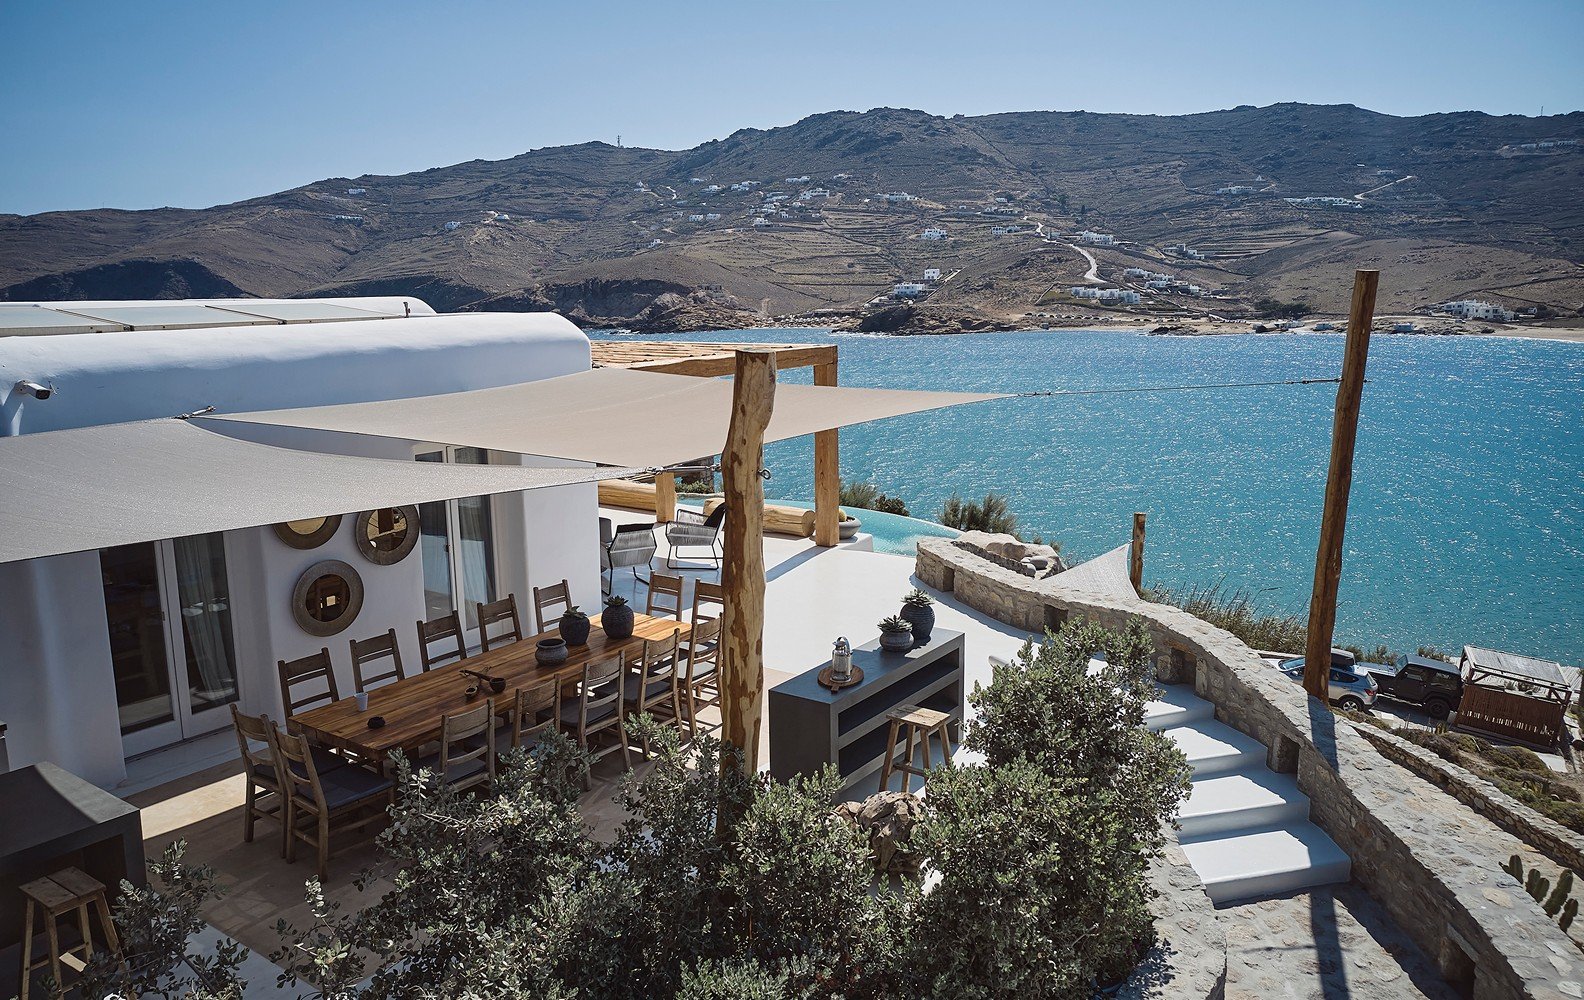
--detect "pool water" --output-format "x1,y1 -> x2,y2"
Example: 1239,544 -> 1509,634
677,497 -> 958,555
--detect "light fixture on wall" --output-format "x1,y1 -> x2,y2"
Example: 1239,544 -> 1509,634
12,380 -> 53,400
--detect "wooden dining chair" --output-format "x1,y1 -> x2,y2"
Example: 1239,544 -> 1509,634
230,705 -> 286,852
416,610 -> 467,671
349,629 -> 407,693
690,580 -> 725,628
646,573 -> 685,620
503,679 -> 561,751
560,653 -> 628,787
477,594 -> 524,652
624,629 -> 684,753
423,700 -> 496,795
681,618 -> 724,740
278,648 -> 339,718
272,725 -> 394,883
532,579 -> 572,634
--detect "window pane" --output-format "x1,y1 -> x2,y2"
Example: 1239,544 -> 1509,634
172,533 -> 239,714
101,542 -> 174,734
415,452 -> 455,619
457,494 -> 497,627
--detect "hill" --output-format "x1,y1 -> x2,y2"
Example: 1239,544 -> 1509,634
3,104 -> 1582,330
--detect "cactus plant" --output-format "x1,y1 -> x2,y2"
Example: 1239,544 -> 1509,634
1527,869 -> 1550,904
1563,899 -> 1578,932
1546,870 -> 1575,917
1503,854 -> 1525,882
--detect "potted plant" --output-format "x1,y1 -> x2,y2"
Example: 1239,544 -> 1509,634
602,594 -> 634,639
559,605 -> 591,646
878,615 -> 914,653
839,511 -> 861,540
899,588 -> 935,642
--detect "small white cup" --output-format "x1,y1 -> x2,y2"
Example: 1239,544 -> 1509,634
355,692 -> 369,712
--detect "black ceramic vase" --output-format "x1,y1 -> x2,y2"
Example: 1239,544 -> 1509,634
900,603 -> 935,643
603,600 -> 634,640
559,612 -> 591,646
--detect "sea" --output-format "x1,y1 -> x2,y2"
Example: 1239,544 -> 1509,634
590,328 -> 1584,665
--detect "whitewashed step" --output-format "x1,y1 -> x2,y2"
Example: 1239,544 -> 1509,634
1179,824 -> 1352,905
1161,719 -> 1267,777
1178,768 -> 1311,839
1146,685 -> 1215,732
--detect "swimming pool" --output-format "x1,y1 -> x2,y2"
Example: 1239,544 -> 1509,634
679,497 -> 959,556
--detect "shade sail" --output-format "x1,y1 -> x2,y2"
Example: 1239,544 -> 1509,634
0,419 -> 639,564
202,366 -> 1006,468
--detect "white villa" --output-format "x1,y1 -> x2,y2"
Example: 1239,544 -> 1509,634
892,282 -> 927,298
1078,231 -> 1116,246
1440,299 -> 1515,322
880,192 -> 917,203
923,268 -> 942,282
920,228 -> 948,241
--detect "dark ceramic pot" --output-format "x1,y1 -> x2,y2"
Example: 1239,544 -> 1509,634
603,601 -> 635,640
536,638 -> 568,666
559,613 -> 591,646
899,603 -> 935,643
879,627 -> 914,653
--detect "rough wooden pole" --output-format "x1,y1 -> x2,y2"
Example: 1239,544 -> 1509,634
719,349 -> 775,774
653,471 -> 677,523
1129,512 -> 1147,594
1304,269 -> 1378,699
813,360 -> 841,547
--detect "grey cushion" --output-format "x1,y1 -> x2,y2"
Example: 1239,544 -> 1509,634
297,764 -> 393,810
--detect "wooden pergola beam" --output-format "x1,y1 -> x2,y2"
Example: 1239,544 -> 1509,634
813,359 -> 840,547
620,344 -> 837,378
719,349 -> 775,775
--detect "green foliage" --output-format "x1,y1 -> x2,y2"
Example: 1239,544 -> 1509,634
74,841 -> 247,1000
1545,870 -> 1574,917
1341,643 -> 1397,666
878,615 -> 913,633
939,492 -> 1019,536
1501,854 -> 1578,929
838,479 -> 910,517
902,588 -> 935,608
1504,853 -> 1525,882
1148,578 -> 1307,653
606,595 -> 628,607
1563,899 -> 1578,932
562,605 -> 588,621
1254,297 -> 1311,320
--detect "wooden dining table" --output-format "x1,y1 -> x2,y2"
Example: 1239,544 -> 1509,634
290,612 -> 691,758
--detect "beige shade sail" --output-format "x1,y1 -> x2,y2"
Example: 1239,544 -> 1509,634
0,418 -> 639,564
201,366 -> 1007,468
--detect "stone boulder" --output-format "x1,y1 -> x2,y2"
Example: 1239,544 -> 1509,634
834,790 -> 926,878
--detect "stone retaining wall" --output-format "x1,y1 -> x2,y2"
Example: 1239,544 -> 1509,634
918,537 -> 1583,1000
1357,725 -> 1584,877
1119,831 -> 1227,1000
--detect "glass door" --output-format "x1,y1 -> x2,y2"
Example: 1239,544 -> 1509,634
416,447 -> 499,643
102,534 -> 241,757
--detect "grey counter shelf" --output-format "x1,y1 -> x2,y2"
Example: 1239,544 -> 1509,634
769,630 -> 965,796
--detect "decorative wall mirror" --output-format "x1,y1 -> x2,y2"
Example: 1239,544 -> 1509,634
291,559 -> 364,636
353,506 -> 420,565
272,514 -> 342,550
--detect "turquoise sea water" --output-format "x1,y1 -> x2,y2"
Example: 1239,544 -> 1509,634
593,329 -> 1584,663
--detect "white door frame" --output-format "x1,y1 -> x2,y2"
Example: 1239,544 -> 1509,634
416,446 -> 504,647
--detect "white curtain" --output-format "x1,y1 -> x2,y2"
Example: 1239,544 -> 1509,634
173,533 -> 237,704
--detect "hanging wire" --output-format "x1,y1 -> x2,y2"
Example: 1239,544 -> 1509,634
1011,376 -> 1349,398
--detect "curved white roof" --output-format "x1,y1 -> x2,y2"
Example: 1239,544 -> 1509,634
0,296 -> 436,337
0,310 -> 590,434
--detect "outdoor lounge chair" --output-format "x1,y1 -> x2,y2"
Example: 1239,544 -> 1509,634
600,517 -> 657,595
665,504 -> 726,569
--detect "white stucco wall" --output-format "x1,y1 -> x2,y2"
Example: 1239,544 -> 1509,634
0,306 -> 599,787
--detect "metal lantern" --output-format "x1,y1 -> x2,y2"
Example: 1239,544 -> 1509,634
831,636 -> 853,684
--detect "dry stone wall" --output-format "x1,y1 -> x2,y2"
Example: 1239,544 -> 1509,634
918,537 -> 1584,1000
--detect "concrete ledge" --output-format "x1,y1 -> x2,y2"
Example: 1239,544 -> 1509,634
918,538 -> 1584,1000
1117,830 -> 1227,1000
1357,725 -> 1584,876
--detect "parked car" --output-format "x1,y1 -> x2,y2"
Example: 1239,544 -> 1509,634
1360,655 -> 1464,719
1274,649 -> 1379,711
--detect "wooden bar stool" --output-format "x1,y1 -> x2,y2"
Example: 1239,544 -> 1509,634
19,867 -> 121,999
877,705 -> 954,794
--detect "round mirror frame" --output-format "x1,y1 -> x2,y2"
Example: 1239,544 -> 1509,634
353,506 -> 420,566
272,514 -> 342,550
290,559 -> 364,637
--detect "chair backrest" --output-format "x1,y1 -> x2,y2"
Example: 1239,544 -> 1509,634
703,503 -> 728,530
437,699 -> 495,790
231,705 -> 279,783
691,580 -> 725,629
687,618 -> 722,686
532,579 -> 572,634
271,724 -> 325,810
509,678 -> 561,749
572,654 -> 625,735
647,573 -> 685,619
349,628 -> 406,693
477,594 -> 523,652
416,610 -> 467,671
634,630 -> 682,709
278,648 -> 339,717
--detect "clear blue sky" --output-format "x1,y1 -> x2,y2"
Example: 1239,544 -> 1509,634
3,0 -> 1580,215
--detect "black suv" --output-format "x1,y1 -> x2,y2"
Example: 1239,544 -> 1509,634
1361,655 -> 1464,719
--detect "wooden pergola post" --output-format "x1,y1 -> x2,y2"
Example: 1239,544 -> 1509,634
813,359 -> 841,547
653,471 -> 677,523
719,349 -> 775,774
1129,512 -> 1147,594
1304,269 -> 1378,699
